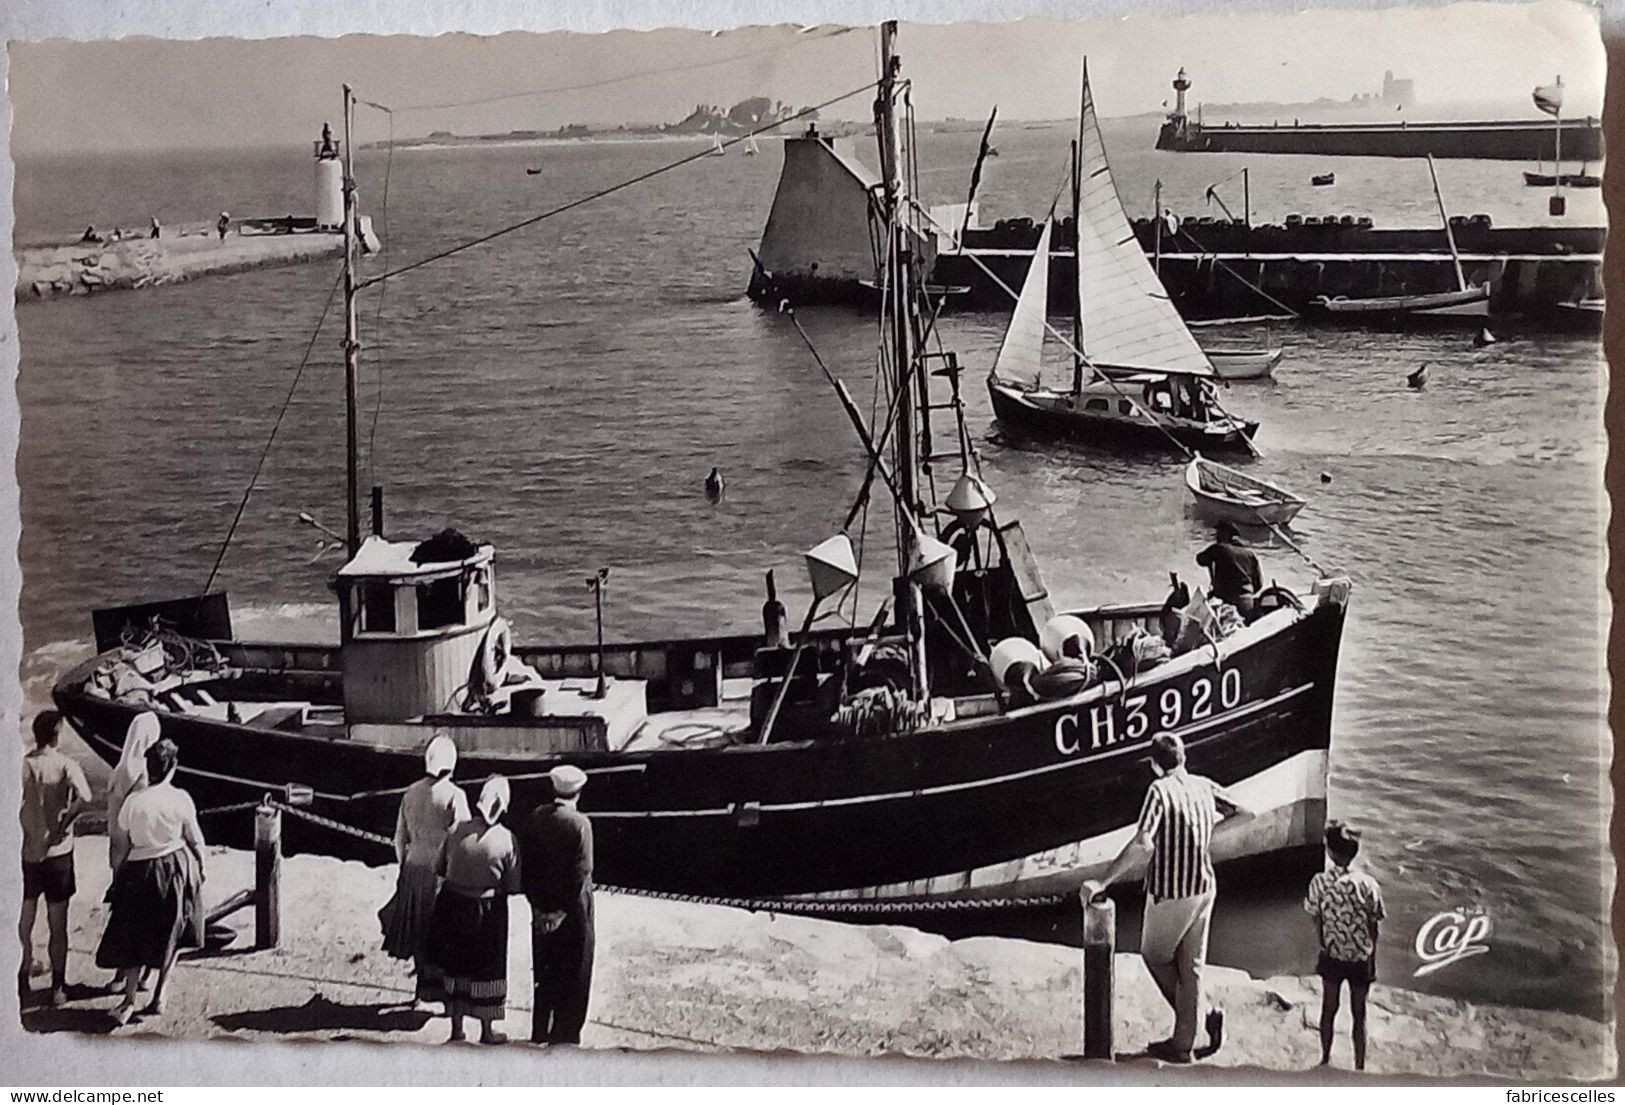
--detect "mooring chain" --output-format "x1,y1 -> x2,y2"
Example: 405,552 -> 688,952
200,802 -> 1072,916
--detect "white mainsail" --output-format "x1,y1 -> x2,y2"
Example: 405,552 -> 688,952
990,218 -> 1053,389
1075,61 -> 1213,377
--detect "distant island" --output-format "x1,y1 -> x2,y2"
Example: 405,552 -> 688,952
365,95 -> 871,150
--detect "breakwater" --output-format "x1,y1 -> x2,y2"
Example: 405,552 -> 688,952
1155,117 -> 1604,161
14,219 -> 376,301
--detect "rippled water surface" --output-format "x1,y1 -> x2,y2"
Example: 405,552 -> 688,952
13,118 -> 1611,1018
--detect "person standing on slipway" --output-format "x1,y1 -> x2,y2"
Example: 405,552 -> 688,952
518,764 -> 596,1045
379,735 -> 469,1008
18,709 -> 91,1006
1083,732 -> 1250,1064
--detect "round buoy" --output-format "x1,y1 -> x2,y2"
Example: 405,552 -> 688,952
989,637 -> 1045,690
1040,614 -> 1095,662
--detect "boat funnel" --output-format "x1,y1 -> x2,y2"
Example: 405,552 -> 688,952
804,534 -> 858,602
945,473 -> 997,528
908,534 -> 957,594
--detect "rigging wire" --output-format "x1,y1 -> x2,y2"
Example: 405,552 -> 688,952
361,27 -> 859,115
354,84 -> 877,292
366,107 -> 397,490
202,267 -> 346,594
1171,223 -> 1301,319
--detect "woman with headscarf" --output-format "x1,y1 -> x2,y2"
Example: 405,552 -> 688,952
424,775 -> 520,1044
95,738 -> 205,1026
107,712 -> 162,873
378,735 -> 469,1006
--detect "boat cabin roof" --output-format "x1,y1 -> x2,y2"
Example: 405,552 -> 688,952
336,535 -> 494,582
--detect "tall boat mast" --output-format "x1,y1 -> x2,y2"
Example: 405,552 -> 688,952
1070,137 -> 1085,396
341,83 -> 362,557
872,21 -> 928,700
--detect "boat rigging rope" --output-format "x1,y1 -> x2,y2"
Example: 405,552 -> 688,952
354,83 -> 879,292
202,266 -> 346,594
365,105 -> 396,490
1171,224 -> 1302,320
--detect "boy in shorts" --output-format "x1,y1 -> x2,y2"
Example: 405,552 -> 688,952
1304,820 -> 1385,1070
19,709 -> 91,1005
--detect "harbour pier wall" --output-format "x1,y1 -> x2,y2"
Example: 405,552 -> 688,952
749,137 -> 1603,319
15,217 -> 379,301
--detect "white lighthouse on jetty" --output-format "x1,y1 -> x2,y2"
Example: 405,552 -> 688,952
314,123 -> 343,231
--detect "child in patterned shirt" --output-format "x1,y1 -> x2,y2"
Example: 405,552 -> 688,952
1304,821 -> 1385,1070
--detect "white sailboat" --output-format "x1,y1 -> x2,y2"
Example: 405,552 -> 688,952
709,134 -> 726,157
986,61 -> 1259,455
745,133 -> 760,156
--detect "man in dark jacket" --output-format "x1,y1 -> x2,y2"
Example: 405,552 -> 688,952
518,764 -> 595,1044
1195,521 -> 1263,620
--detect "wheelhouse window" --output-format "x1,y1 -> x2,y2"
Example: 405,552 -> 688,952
416,575 -> 464,631
1084,398 -> 1109,412
1118,399 -> 1134,416
357,582 -> 396,634
470,566 -> 491,616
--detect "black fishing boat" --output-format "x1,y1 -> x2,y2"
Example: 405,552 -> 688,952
985,64 -> 1260,457
53,30 -> 1350,910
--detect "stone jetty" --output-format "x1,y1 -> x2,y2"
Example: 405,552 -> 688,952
17,837 -> 1612,1080
14,220 -> 373,301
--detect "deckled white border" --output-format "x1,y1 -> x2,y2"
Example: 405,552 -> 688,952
0,0 -> 1614,1088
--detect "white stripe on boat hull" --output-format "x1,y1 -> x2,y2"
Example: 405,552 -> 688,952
787,748 -> 1328,903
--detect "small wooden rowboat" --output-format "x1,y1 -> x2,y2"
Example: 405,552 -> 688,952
1311,172 -> 1336,186
1309,282 -> 1490,319
1185,455 -> 1306,528
1523,170 -> 1600,188
1204,347 -> 1285,381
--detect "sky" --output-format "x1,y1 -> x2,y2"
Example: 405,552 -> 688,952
6,0 -> 1605,155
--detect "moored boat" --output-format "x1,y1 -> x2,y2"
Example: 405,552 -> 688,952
1184,455 -> 1306,528
1203,347 -> 1284,380
1523,169 -> 1601,188
1307,155 -> 1491,321
52,34 -> 1350,910
986,63 -> 1260,457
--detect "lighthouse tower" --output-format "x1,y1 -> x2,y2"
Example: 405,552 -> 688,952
314,123 -> 343,230
1171,68 -> 1192,121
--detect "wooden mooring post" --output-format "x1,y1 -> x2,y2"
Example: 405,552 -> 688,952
203,800 -> 283,950
1082,890 -> 1116,1061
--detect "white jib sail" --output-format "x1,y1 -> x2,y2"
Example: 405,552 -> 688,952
1075,61 -> 1213,377
991,217 -> 1053,388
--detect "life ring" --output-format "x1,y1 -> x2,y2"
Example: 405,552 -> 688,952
478,618 -> 512,691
